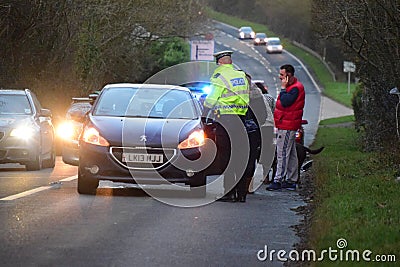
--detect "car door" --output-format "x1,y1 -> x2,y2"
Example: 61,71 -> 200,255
30,92 -> 54,155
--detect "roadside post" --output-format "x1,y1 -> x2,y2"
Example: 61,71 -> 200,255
343,61 -> 356,94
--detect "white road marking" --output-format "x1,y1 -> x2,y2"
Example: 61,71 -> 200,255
0,174 -> 78,201
60,175 -> 78,182
0,186 -> 51,201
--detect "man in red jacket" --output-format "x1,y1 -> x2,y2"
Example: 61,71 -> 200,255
267,64 -> 305,191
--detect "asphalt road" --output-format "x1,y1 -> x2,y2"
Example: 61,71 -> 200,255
0,158 -> 303,267
0,22 -> 353,267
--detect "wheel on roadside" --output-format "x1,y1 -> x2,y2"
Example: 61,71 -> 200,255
190,172 -> 206,198
77,169 -> 99,195
25,153 -> 43,171
43,146 -> 56,168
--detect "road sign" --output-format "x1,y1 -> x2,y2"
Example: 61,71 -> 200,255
343,61 -> 356,94
343,61 -> 356,73
190,40 -> 214,61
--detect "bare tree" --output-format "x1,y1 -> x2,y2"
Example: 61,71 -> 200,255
312,0 -> 400,149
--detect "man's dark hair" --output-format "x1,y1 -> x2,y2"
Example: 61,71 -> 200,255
255,82 -> 268,94
280,64 -> 295,75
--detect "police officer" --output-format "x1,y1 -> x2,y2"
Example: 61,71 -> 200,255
203,50 -> 250,202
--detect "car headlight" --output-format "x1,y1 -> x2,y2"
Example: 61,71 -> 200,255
240,32 -> 244,38
82,126 -> 109,146
278,45 -> 283,50
10,125 -> 36,140
178,130 -> 205,149
57,121 -> 76,140
255,38 -> 260,42
251,32 -> 255,38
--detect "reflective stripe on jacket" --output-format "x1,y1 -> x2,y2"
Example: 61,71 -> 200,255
274,78 -> 305,130
204,64 -> 249,115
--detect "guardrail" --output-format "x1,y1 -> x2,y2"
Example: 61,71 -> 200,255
292,41 -> 336,82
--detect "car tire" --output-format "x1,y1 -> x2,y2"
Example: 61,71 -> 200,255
43,146 -> 56,168
77,169 -> 99,195
190,171 -> 206,198
25,153 -> 43,171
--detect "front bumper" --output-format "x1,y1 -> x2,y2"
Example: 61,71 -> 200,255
79,142 -> 212,185
0,135 -> 39,164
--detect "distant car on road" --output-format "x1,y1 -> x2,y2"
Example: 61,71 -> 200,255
239,26 -> 255,39
253,33 -> 268,45
0,89 -> 55,170
266,37 -> 283,53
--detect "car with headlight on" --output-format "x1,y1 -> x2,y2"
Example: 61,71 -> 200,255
239,26 -> 255,40
253,33 -> 268,45
75,83 -> 218,196
0,89 -> 55,170
58,97 -> 93,165
266,37 -> 283,53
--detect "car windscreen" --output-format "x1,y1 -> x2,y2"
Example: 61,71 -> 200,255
0,94 -> 32,115
268,40 -> 281,45
256,33 -> 266,38
93,87 -> 197,119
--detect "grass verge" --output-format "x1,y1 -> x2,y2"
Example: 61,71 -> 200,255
310,116 -> 399,266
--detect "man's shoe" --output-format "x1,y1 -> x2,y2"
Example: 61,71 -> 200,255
238,196 -> 246,203
266,182 -> 281,191
216,194 -> 236,202
282,181 -> 297,191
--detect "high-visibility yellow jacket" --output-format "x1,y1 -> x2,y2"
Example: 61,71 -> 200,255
204,64 -> 249,115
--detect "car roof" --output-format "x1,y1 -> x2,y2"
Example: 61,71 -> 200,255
0,89 -> 28,95
256,33 -> 266,36
102,83 -> 191,92
267,37 -> 281,41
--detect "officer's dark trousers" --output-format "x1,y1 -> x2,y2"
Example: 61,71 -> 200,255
215,114 -> 248,197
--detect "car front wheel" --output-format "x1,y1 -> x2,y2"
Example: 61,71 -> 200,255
43,146 -> 56,168
25,154 -> 43,171
77,169 -> 99,195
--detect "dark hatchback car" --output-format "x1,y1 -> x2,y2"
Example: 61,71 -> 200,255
75,83 -> 219,196
0,89 -> 55,170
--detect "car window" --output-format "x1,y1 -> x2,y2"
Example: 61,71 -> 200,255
94,87 -> 197,119
0,94 -> 32,115
268,39 -> 281,45
66,102 -> 92,120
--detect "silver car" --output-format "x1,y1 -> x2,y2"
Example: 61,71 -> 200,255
266,37 -> 283,53
0,89 -> 55,170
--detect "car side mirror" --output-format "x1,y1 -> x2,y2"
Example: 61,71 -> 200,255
40,108 -> 52,117
69,110 -> 87,123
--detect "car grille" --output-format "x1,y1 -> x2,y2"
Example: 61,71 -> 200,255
110,146 -> 176,170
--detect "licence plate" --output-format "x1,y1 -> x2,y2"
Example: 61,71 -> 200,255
121,153 -> 163,163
